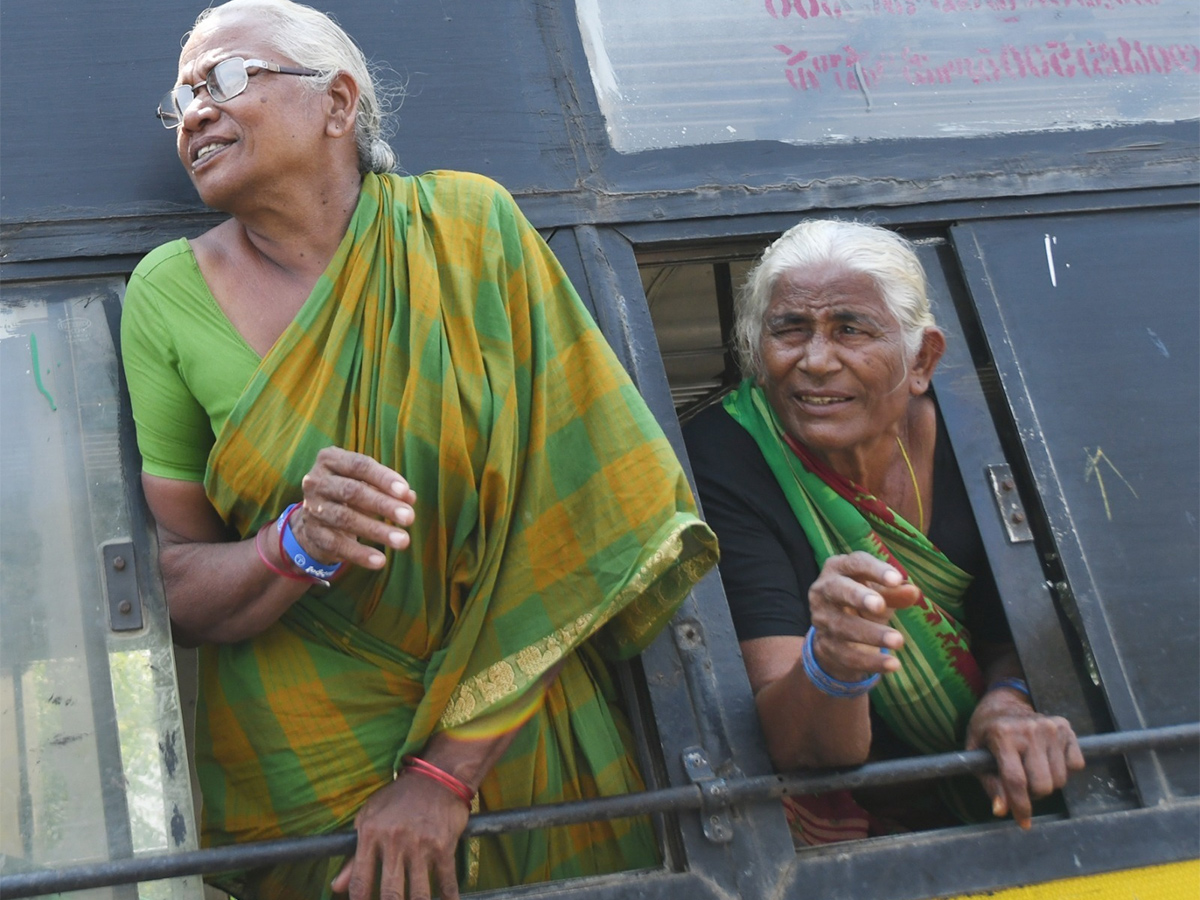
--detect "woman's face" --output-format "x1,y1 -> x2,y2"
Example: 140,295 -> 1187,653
173,12 -> 330,210
758,265 -> 930,458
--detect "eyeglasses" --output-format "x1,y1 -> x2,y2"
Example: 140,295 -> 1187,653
156,57 -> 321,128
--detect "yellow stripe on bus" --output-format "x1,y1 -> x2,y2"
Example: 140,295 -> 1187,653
950,860 -> 1198,900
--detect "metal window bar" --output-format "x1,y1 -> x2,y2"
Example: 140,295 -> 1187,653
2,723 -> 1195,898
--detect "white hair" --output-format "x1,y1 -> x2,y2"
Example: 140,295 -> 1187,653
733,219 -> 936,381
193,0 -> 397,174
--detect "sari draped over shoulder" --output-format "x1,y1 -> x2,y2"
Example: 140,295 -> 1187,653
723,381 -> 985,845
195,171 -> 718,897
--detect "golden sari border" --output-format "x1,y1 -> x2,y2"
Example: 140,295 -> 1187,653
437,517 -> 715,730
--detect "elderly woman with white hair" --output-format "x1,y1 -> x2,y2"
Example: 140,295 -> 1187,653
121,0 -> 717,897
683,220 -> 1082,845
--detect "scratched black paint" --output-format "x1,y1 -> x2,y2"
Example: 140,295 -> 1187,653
160,728 -> 179,779
170,804 -> 188,847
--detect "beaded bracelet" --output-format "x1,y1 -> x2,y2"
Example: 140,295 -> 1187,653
275,503 -> 342,586
988,676 -> 1031,698
254,524 -> 312,582
801,626 -> 880,699
400,755 -> 475,808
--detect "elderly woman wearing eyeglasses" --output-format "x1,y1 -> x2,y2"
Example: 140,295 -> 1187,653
683,220 -> 1083,846
121,1 -> 717,898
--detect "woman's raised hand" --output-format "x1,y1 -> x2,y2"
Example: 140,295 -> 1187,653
807,550 -> 920,681
291,447 -> 417,569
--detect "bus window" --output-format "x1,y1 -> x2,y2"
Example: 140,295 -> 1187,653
638,246 -> 760,417
577,0 -> 1200,152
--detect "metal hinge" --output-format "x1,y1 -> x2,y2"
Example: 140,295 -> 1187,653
682,746 -> 733,844
986,464 -> 1034,543
102,540 -> 143,632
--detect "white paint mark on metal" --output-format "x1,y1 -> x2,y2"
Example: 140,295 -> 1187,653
576,0 -> 622,105
1044,233 -> 1058,287
1147,328 -> 1170,358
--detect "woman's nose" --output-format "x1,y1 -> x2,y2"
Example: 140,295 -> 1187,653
180,85 -> 218,130
798,333 -> 841,374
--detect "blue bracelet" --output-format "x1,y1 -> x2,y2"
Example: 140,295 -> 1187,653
988,676 -> 1031,698
801,626 -> 880,699
276,503 -> 342,583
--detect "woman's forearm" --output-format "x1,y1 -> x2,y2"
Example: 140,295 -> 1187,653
754,661 -> 873,770
421,662 -> 565,790
141,474 -> 309,644
977,642 -> 1027,690
159,529 -> 310,645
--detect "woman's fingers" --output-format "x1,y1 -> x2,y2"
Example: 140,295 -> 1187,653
432,848 -> 460,900
329,839 -> 377,899
822,551 -> 903,590
302,449 -> 416,525
312,446 -> 416,503
806,552 -> 913,679
330,777 -> 466,900
1020,741 -> 1056,806
304,482 -> 415,534
810,621 -> 901,678
876,580 -> 922,610
1064,726 -> 1086,772
968,696 -> 1084,829
330,858 -> 353,895
297,503 -> 410,569
291,448 -> 418,568
980,773 -> 1007,818
814,552 -> 920,619
1037,715 -> 1085,792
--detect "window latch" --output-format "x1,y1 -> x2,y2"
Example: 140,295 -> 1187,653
682,745 -> 733,844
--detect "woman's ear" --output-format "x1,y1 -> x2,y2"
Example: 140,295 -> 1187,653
325,71 -> 360,139
910,327 -> 946,395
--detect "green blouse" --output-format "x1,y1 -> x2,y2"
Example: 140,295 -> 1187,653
121,238 -> 262,481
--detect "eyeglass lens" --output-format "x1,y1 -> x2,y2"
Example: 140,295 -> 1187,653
158,57 -> 251,127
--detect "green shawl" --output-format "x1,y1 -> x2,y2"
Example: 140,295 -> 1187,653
193,171 -> 717,896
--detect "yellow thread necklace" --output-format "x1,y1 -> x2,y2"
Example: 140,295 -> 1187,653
896,435 -> 924,532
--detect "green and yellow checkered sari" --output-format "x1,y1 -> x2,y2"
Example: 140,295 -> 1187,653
195,172 -> 718,897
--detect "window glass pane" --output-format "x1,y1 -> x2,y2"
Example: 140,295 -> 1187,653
643,263 -> 728,408
640,249 -> 758,412
0,279 -> 202,899
577,0 -> 1199,152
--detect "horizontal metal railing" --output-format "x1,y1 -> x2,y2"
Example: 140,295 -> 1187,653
2,722 -> 1196,898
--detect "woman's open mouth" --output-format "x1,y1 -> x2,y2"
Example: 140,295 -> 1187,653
798,393 -> 853,409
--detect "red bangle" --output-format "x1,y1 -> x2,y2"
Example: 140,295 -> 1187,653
255,524 -> 311,581
401,755 -> 474,807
